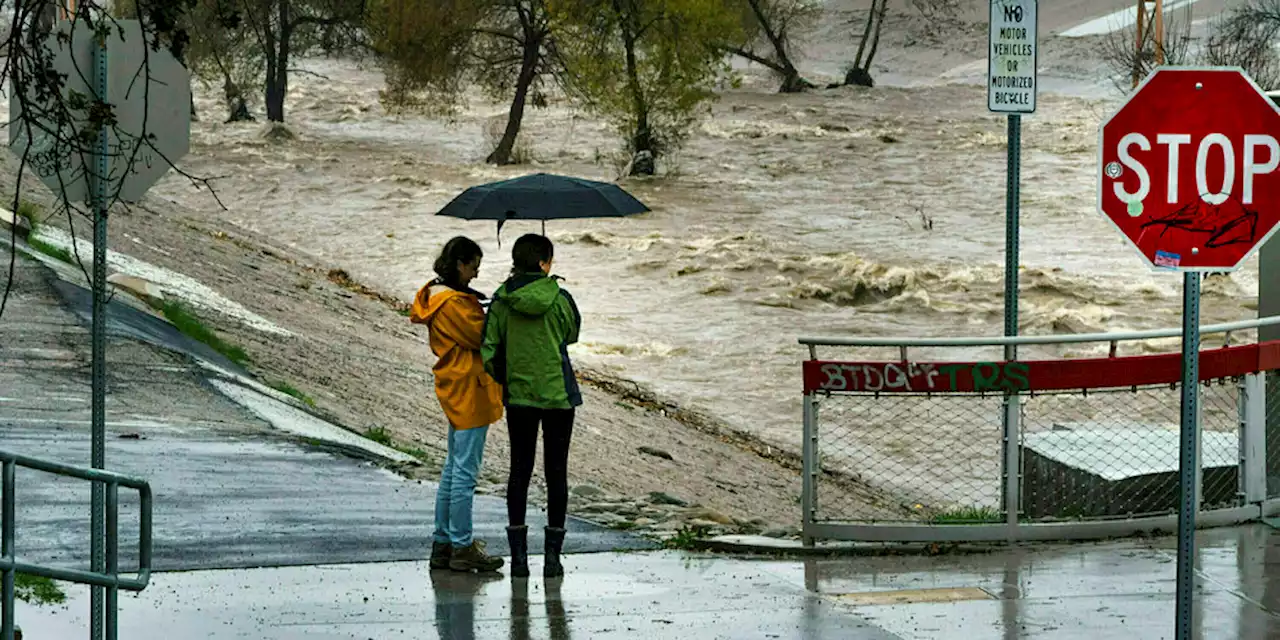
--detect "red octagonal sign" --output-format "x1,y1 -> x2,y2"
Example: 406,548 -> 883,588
1098,67 -> 1280,271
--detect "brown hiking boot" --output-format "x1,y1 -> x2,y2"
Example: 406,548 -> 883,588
429,541 -> 452,570
448,539 -> 504,573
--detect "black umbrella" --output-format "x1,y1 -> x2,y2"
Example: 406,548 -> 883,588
436,172 -> 650,241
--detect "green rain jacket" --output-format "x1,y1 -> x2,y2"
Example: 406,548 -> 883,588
481,272 -> 583,409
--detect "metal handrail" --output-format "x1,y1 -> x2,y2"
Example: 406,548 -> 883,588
1,450 -> 153,640
799,315 -> 1280,349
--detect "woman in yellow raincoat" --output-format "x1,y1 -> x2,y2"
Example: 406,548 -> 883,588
411,236 -> 505,573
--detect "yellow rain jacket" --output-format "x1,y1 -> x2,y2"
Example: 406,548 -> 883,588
410,282 -> 504,430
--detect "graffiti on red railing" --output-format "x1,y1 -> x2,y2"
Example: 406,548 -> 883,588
803,341 -> 1280,394
811,361 -> 1030,393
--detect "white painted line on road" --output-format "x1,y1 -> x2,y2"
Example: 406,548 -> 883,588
1059,0 -> 1200,37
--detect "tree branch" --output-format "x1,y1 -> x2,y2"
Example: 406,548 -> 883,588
717,44 -> 783,72
472,26 -> 523,44
287,67 -> 332,80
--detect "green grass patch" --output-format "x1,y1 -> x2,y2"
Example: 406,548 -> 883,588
16,200 -> 42,222
662,524 -> 713,550
364,426 -> 393,446
27,235 -> 74,264
930,506 -> 1002,524
269,380 -> 315,407
395,446 -> 432,461
15,573 -> 67,606
158,301 -> 251,366
609,521 -> 638,531
21,205 -> 77,264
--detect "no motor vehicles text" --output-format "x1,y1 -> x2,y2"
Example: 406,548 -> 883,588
993,43 -> 1033,56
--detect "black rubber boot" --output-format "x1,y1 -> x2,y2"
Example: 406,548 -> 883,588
544,527 -> 566,578
507,525 -> 530,578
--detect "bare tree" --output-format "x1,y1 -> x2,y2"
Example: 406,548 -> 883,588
1203,1 -> 1280,90
1095,7 -> 1193,92
185,0 -> 264,123
844,0 -> 889,87
235,0 -> 369,123
370,0 -> 557,165
719,0 -> 820,93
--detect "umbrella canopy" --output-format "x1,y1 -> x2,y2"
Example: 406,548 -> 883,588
436,172 -> 650,238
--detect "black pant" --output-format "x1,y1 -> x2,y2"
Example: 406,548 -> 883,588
506,406 -> 575,529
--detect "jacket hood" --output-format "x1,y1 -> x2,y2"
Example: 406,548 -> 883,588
410,283 -> 480,325
495,273 -> 562,317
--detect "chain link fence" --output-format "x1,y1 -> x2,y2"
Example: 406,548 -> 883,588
812,380 -> 1245,525
1020,381 -> 1241,522
814,392 -> 1005,524
1267,371 -> 1280,500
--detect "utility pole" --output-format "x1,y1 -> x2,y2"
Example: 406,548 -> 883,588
1133,0 -> 1166,88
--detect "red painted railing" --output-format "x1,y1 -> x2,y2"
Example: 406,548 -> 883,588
803,340 -> 1280,395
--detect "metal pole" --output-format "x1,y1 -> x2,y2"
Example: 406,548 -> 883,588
89,22 -> 110,640
1153,0 -> 1165,65
801,395 -> 815,547
105,484 -> 117,640
1003,114 -> 1022,348
1133,0 -> 1145,89
1176,271 -> 1201,640
1260,235 -> 1280,499
2,461 -> 15,640
1001,114 -> 1022,528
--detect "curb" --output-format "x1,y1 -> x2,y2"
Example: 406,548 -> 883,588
691,535 -> 1006,557
0,206 -> 31,240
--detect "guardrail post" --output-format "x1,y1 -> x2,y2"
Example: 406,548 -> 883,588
802,394 -> 818,547
1241,374 -> 1267,505
1002,393 -> 1021,540
106,483 -> 118,640
3,460 -> 14,640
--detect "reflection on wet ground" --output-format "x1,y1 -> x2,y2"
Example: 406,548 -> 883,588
18,524 -> 1280,638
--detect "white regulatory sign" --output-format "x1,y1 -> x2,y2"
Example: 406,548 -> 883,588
988,0 -> 1038,114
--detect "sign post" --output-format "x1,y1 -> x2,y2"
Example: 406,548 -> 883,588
988,0 -> 1037,529
8,17 -> 190,640
1097,67 -> 1280,640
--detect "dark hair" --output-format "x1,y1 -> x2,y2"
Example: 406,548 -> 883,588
511,234 -> 554,276
433,236 -> 483,289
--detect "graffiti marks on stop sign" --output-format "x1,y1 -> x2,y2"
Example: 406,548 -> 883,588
1096,68 -> 1280,271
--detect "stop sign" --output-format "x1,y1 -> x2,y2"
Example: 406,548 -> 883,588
9,20 -> 190,204
1098,68 -> 1280,271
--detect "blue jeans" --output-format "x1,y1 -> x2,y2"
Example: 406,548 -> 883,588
433,425 -> 489,548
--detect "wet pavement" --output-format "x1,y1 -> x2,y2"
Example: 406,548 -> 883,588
13,525 -> 1280,639
0,423 -> 649,571
8,238 -> 1280,638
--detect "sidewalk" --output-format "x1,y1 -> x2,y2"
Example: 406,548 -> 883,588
14,525 -> 1280,639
